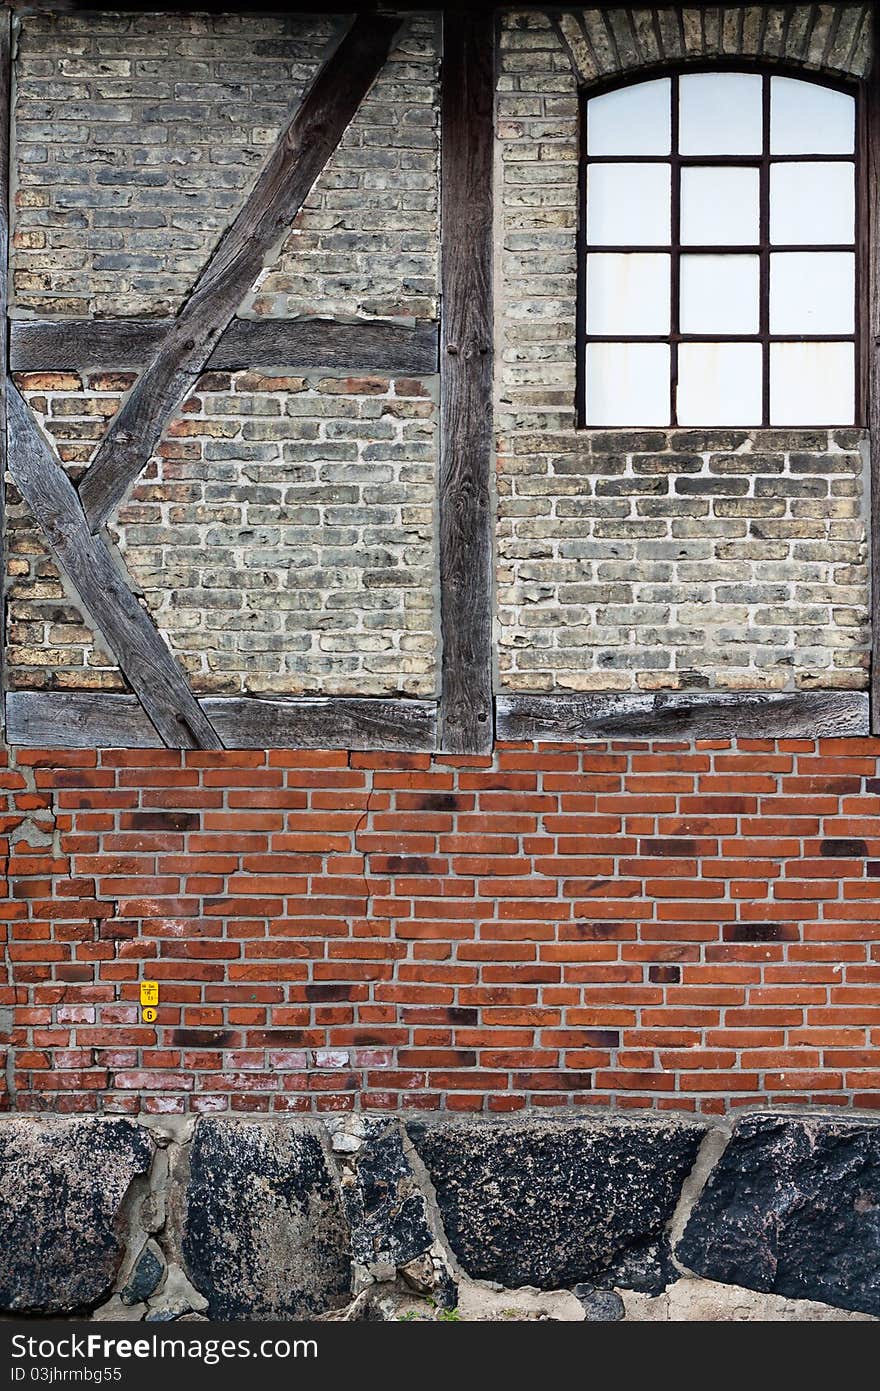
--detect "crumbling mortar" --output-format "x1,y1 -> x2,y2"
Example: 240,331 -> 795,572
7,750 -> 58,855
95,1117 -> 209,1320
667,1121 -> 735,1276
397,1119 -> 464,1280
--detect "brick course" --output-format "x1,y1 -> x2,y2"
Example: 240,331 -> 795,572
497,427 -> 870,692
2,739 -> 879,1116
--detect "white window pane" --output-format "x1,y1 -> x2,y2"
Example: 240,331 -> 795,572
770,76 -> 854,154
586,164 -> 671,245
770,342 -> 854,425
586,343 -> 670,426
679,72 -> 763,155
677,343 -> 762,425
681,166 -> 760,245
680,255 -> 760,334
770,162 -> 855,244
587,79 -> 671,155
770,252 -> 854,333
586,253 -> 670,334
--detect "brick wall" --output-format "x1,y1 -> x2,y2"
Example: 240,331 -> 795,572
495,6 -> 872,694
2,5 -> 879,1122
6,5 -> 872,697
2,739 -> 880,1116
8,369 -> 438,697
497,426 -> 869,694
12,9 -> 335,318
6,8 -> 440,698
12,9 -> 440,322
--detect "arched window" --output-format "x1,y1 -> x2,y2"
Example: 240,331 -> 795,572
578,69 -> 859,428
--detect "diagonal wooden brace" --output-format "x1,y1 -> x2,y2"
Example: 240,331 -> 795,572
7,385 -> 223,749
77,11 -> 402,534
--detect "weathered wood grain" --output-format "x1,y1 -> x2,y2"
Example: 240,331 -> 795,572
9,317 -> 440,375
438,10 -> 495,755
77,12 -> 401,532
6,690 -> 438,751
5,690 -> 161,748
496,691 -> 871,743
9,318 -> 175,372
6,386 -> 223,749
202,695 -> 437,751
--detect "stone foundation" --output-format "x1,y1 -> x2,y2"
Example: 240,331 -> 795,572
1,1110 -> 876,1321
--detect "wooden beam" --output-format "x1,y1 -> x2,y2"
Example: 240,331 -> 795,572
0,11 -> 11,734
9,317 -> 440,375
5,691 -> 161,748
496,691 -> 871,743
6,690 -> 438,752
437,9 -> 495,755
6,386 -> 223,749
11,685 -> 866,751
76,13 -> 401,533
203,695 -> 437,751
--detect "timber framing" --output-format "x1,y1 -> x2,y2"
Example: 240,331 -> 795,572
7,688 -> 869,750
2,7 -> 445,753
6,691 -> 437,752
7,387 -> 224,749
868,48 -> 880,732
1,4 -> 876,753
77,12 -> 403,533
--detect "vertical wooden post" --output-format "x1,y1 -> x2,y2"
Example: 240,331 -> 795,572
438,8 -> 495,755
0,10 -> 10,734
868,57 -> 880,733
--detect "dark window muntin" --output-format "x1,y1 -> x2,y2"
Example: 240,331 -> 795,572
575,60 -> 866,430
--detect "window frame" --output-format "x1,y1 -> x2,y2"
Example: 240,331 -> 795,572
575,60 -> 867,431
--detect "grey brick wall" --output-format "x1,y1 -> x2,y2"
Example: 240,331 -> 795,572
11,9 -> 439,321
241,14 -> 440,322
495,6 -> 871,695
11,9 -> 336,317
9,370 -> 438,697
6,9 -> 440,700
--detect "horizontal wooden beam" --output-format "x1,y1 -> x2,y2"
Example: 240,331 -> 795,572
5,691 -> 160,748
496,691 -> 871,742
78,12 -> 402,533
9,317 -> 440,376
6,691 -> 439,752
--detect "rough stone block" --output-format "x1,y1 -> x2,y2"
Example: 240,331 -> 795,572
180,1117 -> 351,1320
0,1117 -> 153,1313
407,1116 -> 705,1290
676,1113 -> 880,1318
342,1119 -> 436,1270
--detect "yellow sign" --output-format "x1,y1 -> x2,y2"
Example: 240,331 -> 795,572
140,981 -> 159,1007
142,1007 -> 157,1024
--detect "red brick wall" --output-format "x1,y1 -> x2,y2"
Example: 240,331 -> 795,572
1,738 -> 879,1116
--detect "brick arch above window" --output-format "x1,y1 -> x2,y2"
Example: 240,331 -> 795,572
553,6 -> 872,86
